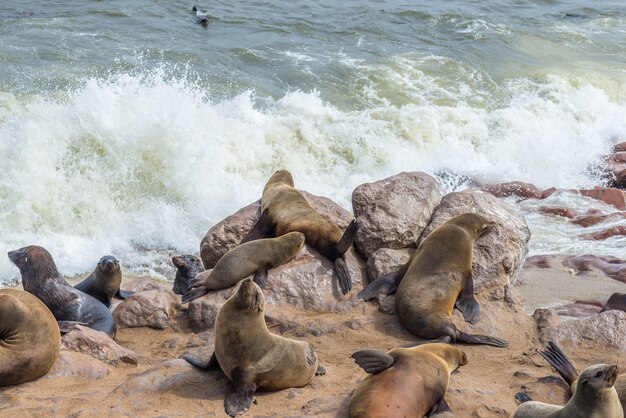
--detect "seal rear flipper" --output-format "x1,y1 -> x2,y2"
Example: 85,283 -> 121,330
57,320 -> 90,334
538,341 -> 578,386
357,269 -> 405,300
116,289 -> 134,300
457,331 -> 508,348
252,265 -> 269,288
182,286 -> 209,304
183,352 -> 219,370
351,349 -> 395,374
334,219 -> 359,255
455,273 -> 480,324
315,365 -> 326,376
428,397 -> 453,417
334,257 -> 352,295
515,392 -> 533,404
225,367 -> 257,417
240,212 -> 273,244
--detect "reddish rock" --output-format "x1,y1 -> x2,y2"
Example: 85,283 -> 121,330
114,288 -> 182,330
578,187 -> 626,210
581,225 -> 626,240
540,188 -> 558,199
351,172 -> 444,258
538,206 -> 577,219
571,212 -> 626,227
614,142 -> 626,152
523,255 -> 561,269
606,152 -> 626,163
61,325 -> 138,366
480,182 -> 543,199
562,255 -> 626,283
554,298 -> 605,319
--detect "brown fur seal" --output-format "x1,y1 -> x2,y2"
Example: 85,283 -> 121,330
242,170 -> 359,295
0,288 -> 60,386
359,213 -> 507,347
74,255 -> 133,308
514,363 -> 623,418
183,278 -> 323,416
171,254 -> 204,295
539,341 -> 626,411
8,246 -> 116,337
349,343 -> 467,417
182,231 -> 305,303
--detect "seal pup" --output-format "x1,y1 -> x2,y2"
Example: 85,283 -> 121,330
242,170 -> 359,295
183,278 -> 324,416
349,343 -> 467,418
359,213 -> 508,347
74,256 -> 133,308
514,363 -> 623,418
182,231 -> 305,303
171,254 -> 205,295
539,341 -> 626,411
8,246 -> 117,338
0,288 -> 60,386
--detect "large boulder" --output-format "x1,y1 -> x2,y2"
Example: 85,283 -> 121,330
45,351 -> 110,380
61,325 -> 138,366
113,288 -> 182,330
418,191 -> 530,297
351,172 -> 444,258
187,288 -> 232,332
366,248 -> 414,282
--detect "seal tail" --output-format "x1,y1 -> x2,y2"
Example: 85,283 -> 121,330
457,331 -> 508,348
334,257 -> 352,295
538,341 -> 578,386
334,219 -> 359,255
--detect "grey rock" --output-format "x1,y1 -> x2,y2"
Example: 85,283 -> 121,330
61,325 -> 138,366
113,288 -> 182,330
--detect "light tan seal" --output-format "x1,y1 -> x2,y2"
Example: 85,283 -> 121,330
349,343 -> 467,418
0,288 -> 61,386
243,170 -> 358,295
359,213 -> 507,347
183,278 -> 324,416
539,341 -> 626,411
514,363 -> 623,418
182,231 -> 305,303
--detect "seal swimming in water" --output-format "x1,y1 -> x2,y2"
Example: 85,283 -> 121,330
171,254 -> 205,295
182,231 -> 305,303
0,288 -> 60,386
514,363 -> 623,418
8,246 -> 117,338
242,170 -> 359,295
358,213 -> 508,347
74,255 -> 133,308
183,278 -> 324,416
349,343 -> 467,418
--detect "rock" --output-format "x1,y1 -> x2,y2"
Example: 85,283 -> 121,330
554,298 -> 605,319
120,277 -> 169,293
61,325 -> 138,366
581,225 -> 626,240
614,142 -> 626,153
366,248 -> 414,282
46,351 -> 110,380
538,206 -> 577,219
571,211 -> 626,227
523,255 -> 561,269
187,288 -> 232,332
171,254 -> 204,295
113,288 -> 182,330
579,187 -> 626,210
534,308 -> 626,351
419,191 -> 530,297
480,182 -> 544,199
351,172 -> 444,258
563,255 -> 626,283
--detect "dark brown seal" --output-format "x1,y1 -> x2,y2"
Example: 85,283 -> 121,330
171,254 -> 205,295
8,246 -> 116,337
74,255 -> 133,308
0,288 -> 60,386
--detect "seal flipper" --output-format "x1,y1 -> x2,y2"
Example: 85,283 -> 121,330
455,272 -> 480,324
183,352 -> 219,370
225,367 -> 257,417
240,212 -> 273,244
538,341 -> 578,386
515,392 -> 533,404
357,267 -> 406,300
116,289 -> 134,300
428,397 -> 453,417
334,257 -> 352,295
456,331 -> 508,348
57,321 -> 89,334
334,219 -> 359,255
182,286 -> 208,304
351,349 -> 395,374
316,365 -> 326,376
252,265 -> 269,288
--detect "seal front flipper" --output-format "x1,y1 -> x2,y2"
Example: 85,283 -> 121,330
334,219 -> 359,255
351,349 -> 395,374
538,341 -> 578,386
455,272 -> 480,324
225,367 -> 257,417
334,257 -> 352,295
252,265 -> 269,288
240,212 -> 274,244
357,267 -> 406,300
116,289 -> 134,300
183,351 -> 219,370
182,286 -> 209,304
457,331 -> 508,348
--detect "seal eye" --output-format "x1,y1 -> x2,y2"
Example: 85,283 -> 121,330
595,371 -> 603,378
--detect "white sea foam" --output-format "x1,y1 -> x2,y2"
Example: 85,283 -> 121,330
1,69 -> 625,285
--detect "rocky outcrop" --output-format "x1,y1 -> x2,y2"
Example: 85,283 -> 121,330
581,225 -> 626,240
579,187 -> 626,210
61,325 -> 138,366
45,351 -> 110,380
480,181 -> 544,200
187,288 -> 232,332
114,288 -> 183,330
351,172 -> 443,258
562,254 -> 626,283
366,248 -> 413,282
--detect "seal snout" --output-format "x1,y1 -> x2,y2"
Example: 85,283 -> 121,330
606,365 -> 618,385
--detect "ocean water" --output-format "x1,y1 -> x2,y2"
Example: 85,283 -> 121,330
1,0 -> 625,285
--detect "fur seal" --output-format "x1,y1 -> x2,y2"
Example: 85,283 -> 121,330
183,278 -> 323,416
171,254 -> 205,295
242,170 -> 359,295
539,341 -> 626,411
8,246 -> 117,337
0,288 -> 60,386
349,343 -> 467,417
182,231 -> 305,303
514,363 -> 623,418
358,213 -> 508,347
74,256 -> 133,308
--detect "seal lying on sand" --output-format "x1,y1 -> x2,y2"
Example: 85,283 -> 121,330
74,256 -> 133,308
539,341 -> 626,411
0,288 -> 60,386
171,254 -> 205,295
182,231 -> 305,303
8,246 -> 117,338
514,363 -> 623,418
243,170 -> 358,294
349,343 -> 467,418
359,213 -> 507,347
183,278 -> 324,416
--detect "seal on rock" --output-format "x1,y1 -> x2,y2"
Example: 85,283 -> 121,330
349,343 -> 467,418
0,288 -> 61,386
74,256 -> 133,308
514,363 -> 623,418
171,254 -> 205,295
359,213 -> 508,347
182,231 -> 305,303
8,246 -> 117,337
243,170 -> 359,295
183,278 -> 324,416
